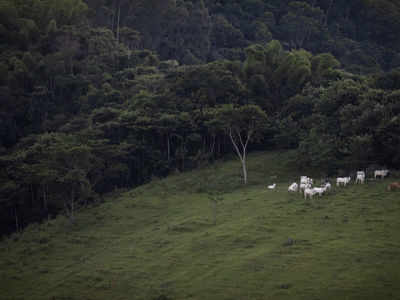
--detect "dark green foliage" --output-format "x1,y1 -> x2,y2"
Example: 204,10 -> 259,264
287,79 -> 400,173
0,0 -> 399,234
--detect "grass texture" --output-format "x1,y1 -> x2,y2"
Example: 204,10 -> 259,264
1,151 -> 399,300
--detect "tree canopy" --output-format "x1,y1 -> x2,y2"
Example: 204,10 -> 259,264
0,0 -> 399,234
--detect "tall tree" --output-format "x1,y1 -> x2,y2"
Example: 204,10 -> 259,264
213,104 -> 268,184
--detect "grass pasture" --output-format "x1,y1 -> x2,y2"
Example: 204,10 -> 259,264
1,151 -> 400,300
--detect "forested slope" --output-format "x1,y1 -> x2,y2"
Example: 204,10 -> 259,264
0,0 -> 399,234
89,0 -> 400,72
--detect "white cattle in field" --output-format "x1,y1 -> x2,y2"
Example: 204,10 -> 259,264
288,182 -> 298,192
299,176 -> 313,193
299,182 -> 311,193
313,186 -> 327,196
304,187 -> 317,199
355,171 -> 365,184
336,177 -> 351,186
268,183 -> 276,189
301,176 -> 313,184
324,182 -> 331,191
374,169 -> 389,179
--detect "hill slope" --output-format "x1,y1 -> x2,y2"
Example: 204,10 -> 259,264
1,151 -> 400,300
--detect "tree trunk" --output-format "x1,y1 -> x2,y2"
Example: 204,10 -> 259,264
210,135 -> 216,158
241,157 -> 248,184
181,144 -> 185,171
111,6 -> 115,32
71,187 -> 75,223
325,0 -> 334,25
167,134 -> 170,161
43,184 -> 47,211
14,206 -> 19,232
202,136 -> 206,156
228,127 -> 250,184
30,184 -> 35,208
116,4 -> 121,43
66,186 -> 75,224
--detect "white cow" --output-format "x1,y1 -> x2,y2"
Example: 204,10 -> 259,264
300,176 -> 308,184
324,182 -> 332,191
374,170 -> 389,179
304,187 -> 317,199
299,182 -> 311,193
300,176 -> 313,184
299,176 -> 313,193
355,171 -> 365,184
313,186 -> 327,196
288,182 -> 298,192
268,183 -> 276,189
336,177 -> 351,186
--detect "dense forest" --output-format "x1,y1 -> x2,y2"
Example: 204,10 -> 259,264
1,0 -> 399,235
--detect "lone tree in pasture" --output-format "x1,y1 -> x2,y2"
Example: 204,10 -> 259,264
208,104 -> 268,184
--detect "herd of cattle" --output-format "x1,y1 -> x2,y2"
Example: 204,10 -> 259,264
267,169 -> 400,198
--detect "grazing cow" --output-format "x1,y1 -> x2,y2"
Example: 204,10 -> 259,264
337,177 -> 351,186
304,187 -> 317,199
324,182 -> 332,191
288,182 -> 298,192
387,182 -> 400,191
356,171 -> 365,184
374,170 -> 389,179
312,186 -> 327,196
268,183 -> 276,189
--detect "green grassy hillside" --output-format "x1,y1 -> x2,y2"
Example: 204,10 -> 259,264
1,151 -> 400,300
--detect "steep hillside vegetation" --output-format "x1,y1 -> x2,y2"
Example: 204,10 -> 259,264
1,151 -> 400,300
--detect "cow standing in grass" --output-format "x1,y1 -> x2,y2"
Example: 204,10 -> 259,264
288,182 -> 298,192
304,187 -> 316,199
356,171 -> 365,184
387,182 -> 400,191
337,177 -> 351,186
375,170 -> 389,179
